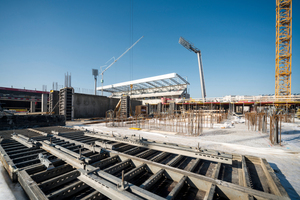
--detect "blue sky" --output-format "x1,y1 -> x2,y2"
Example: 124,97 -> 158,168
0,0 -> 299,98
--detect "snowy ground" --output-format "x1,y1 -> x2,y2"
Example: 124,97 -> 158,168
0,162 -> 28,200
71,117 -> 300,200
0,117 -> 299,199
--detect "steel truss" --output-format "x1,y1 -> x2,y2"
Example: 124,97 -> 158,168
276,0 -> 292,97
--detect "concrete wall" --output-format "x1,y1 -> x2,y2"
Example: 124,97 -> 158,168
131,99 -> 143,116
0,115 -> 65,130
73,93 -> 142,118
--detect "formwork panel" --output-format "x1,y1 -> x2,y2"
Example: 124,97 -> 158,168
0,126 -> 291,200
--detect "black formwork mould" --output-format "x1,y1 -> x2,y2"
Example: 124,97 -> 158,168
59,87 -> 74,121
0,126 -> 291,200
120,95 -> 130,118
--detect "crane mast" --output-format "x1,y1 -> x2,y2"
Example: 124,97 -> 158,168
275,0 -> 292,98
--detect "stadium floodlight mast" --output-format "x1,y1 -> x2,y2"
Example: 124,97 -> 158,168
100,36 -> 144,95
179,37 -> 206,102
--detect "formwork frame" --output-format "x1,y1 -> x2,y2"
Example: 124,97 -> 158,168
0,127 -> 290,200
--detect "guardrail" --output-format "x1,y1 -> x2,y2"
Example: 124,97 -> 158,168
189,95 -> 300,103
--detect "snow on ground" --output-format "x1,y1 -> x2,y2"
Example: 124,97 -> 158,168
0,162 -> 28,200
71,117 -> 300,199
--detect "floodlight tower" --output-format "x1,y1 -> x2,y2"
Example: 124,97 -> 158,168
179,37 -> 206,102
92,69 -> 98,95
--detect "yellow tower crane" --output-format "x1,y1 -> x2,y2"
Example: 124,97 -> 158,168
275,0 -> 292,98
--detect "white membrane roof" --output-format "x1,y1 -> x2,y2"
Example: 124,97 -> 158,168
97,73 -> 189,93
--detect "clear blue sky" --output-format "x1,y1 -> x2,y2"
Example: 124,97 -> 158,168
0,0 -> 299,98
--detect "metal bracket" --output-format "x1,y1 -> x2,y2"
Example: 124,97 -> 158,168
38,153 -> 54,170
117,170 -> 128,191
11,133 -> 35,148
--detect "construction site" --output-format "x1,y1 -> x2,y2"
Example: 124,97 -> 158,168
0,0 -> 300,200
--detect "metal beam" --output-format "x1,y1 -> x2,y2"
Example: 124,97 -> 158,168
109,150 -> 288,200
18,170 -> 48,200
150,152 -> 169,162
84,133 -> 232,164
140,169 -> 164,190
40,141 -> 84,169
22,159 -> 64,174
104,159 -> 132,175
11,134 -> 35,148
15,155 -> 55,168
189,158 -> 200,172
166,158 -> 200,200
2,143 -> 24,149
78,172 -> 142,200
38,170 -> 80,192
12,153 -> 45,164
146,82 -> 158,88
0,144 -> 18,181
202,162 -> 221,200
53,135 -> 102,154
1,133 -> 288,200
116,144 -> 134,152
99,73 -> 186,91
81,190 -> 104,200
95,141 -> 114,149
31,164 -> 74,183
212,162 -> 221,179
91,155 -> 120,169
167,155 -> 183,166
46,180 -> 89,200
153,81 -> 166,87
203,184 -> 216,200
135,149 -> 155,158
161,79 -> 172,86
97,170 -> 165,200
166,176 -> 187,200
170,78 -> 180,85
124,164 -> 147,181
5,146 -> 32,154
242,156 -> 251,188
9,149 -> 44,159
87,153 -> 107,164
260,158 -> 290,198
123,146 -> 144,155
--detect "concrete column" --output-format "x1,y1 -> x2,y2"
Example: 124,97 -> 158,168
274,116 -> 279,144
262,114 -> 266,133
242,103 -> 244,115
157,103 -> 162,113
169,102 -> 175,114
41,94 -> 48,113
30,101 -> 36,113
147,104 -> 150,115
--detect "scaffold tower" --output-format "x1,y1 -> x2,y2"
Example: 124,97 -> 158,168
275,0 -> 292,97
